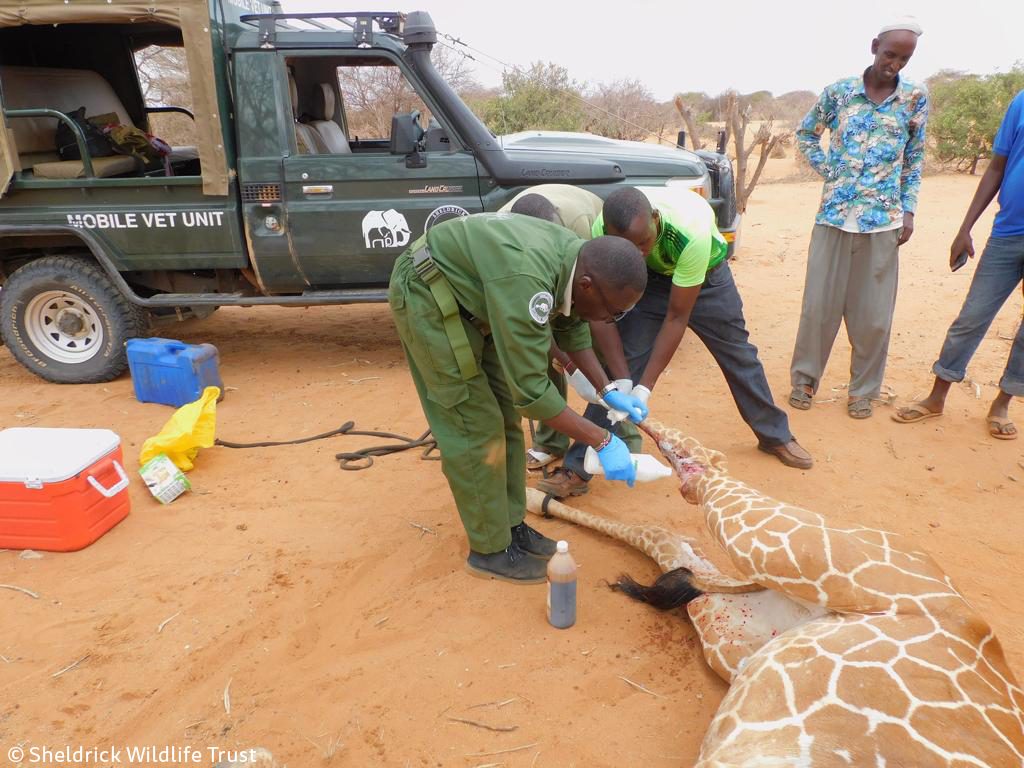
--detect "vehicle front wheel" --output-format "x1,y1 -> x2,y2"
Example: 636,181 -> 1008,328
0,255 -> 149,383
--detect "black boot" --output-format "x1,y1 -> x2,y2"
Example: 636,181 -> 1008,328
466,542 -> 547,584
511,521 -> 558,559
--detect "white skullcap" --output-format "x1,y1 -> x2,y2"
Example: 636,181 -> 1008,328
878,16 -> 923,36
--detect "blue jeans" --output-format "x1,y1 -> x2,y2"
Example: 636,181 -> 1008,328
933,235 -> 1024,397
564,264 -> 794,480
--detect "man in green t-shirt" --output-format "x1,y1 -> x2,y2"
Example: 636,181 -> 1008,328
499,186 -> 641,470
539,186 -> 812,498
389,213 -> 651,584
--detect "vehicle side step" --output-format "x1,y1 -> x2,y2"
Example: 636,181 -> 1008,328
134,288 -> 389,307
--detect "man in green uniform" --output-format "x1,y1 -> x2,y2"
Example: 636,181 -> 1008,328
498,186 -> 641,471
539,186 -> 813,498
389,212 -> 651,584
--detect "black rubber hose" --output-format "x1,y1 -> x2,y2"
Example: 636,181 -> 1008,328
214,421 -> 439,471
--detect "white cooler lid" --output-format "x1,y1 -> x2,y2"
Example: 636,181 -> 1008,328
0,427 -> 122,484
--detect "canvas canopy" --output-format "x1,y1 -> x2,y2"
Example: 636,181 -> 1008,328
0,0 -> 228,196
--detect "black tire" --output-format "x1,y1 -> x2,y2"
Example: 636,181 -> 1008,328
0,256 -> 149,384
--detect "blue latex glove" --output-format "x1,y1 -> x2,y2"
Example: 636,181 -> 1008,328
602,389 -> 649,424
597,433 -> 636,487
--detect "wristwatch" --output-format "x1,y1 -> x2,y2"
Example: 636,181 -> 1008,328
598,382 -> 617,398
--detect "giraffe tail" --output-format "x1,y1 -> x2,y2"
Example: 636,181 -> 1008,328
611,568 -> 704,610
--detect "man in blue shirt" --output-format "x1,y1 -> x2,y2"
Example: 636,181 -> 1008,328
893,90 -> 1024,440
789,18 -> 928,420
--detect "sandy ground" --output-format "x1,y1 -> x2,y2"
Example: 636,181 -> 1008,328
1,175 -> 1022,767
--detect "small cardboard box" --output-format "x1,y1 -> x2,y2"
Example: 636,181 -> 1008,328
138,453 -> 191,504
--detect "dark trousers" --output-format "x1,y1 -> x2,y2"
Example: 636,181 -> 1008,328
564,263 -> 793,480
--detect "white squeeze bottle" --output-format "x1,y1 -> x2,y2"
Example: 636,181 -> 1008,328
547,541 -> 578,629
583,448 -> 673,482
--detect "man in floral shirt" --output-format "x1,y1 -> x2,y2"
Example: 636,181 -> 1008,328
789,18 -> 928,419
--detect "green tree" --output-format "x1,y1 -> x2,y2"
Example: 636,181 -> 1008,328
478,62 -> 586,134
925,68 -> 970,91
745,90 -> 775,113
930,66 -> 1024,173
674,91 -> 712,121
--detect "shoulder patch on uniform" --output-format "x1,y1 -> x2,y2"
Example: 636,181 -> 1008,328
528,291 -> 554,325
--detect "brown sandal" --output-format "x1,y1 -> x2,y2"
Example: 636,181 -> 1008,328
987,416 -> 1018,440
892,402 -> 942,424
847,398 -> 872,419
788,385 -> 813,410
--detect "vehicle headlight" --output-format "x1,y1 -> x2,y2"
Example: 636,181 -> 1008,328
665,176 -> 709,198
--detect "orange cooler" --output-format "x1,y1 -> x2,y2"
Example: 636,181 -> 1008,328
0,428 -> 131,551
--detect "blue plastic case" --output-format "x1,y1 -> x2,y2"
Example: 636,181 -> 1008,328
126,338 -> 223,407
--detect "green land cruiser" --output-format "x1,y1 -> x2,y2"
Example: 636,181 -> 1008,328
0,1 -> 739,384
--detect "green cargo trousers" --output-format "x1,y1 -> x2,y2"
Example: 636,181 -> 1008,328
389,252 -> 526,554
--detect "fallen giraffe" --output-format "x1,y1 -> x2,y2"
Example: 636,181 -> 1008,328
525,418 -> 1024,767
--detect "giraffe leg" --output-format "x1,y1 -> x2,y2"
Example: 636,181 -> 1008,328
686,590 -> 827,682
523,491 -> 828,684
525,488 -> 758,592
698,478 -> 957,613
612,566 -> 827,683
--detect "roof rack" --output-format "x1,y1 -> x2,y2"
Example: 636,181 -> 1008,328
239,11 -> 405,47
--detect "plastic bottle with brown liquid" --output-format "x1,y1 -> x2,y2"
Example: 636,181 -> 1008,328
546,540 -> 577,629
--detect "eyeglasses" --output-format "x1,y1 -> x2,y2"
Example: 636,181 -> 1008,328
589,278 -> 633,323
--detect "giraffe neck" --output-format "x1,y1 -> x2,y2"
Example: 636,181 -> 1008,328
695,469 -> 729,516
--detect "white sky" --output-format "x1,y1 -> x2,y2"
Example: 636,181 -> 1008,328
282,0 -> 1023,100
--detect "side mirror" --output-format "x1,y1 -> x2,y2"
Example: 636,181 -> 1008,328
390,112 -> 426,168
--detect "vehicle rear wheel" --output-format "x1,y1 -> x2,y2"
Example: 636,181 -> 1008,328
0,256 -> 149,383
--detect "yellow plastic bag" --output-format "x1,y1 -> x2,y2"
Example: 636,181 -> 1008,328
139,386 -> 220,471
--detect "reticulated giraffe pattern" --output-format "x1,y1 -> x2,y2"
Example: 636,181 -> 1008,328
527,418 -> 1024,767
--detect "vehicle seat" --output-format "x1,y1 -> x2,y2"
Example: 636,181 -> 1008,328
288,72 -> 325,155
0,65 -> 193,179
422,116 -> 450,152
0,66 -> 139,178
310,84 -> 351,154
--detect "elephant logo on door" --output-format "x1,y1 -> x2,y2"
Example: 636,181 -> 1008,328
362,209 -> 411,249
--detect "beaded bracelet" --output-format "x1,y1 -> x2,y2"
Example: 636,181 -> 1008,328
593,430 -> 613,452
